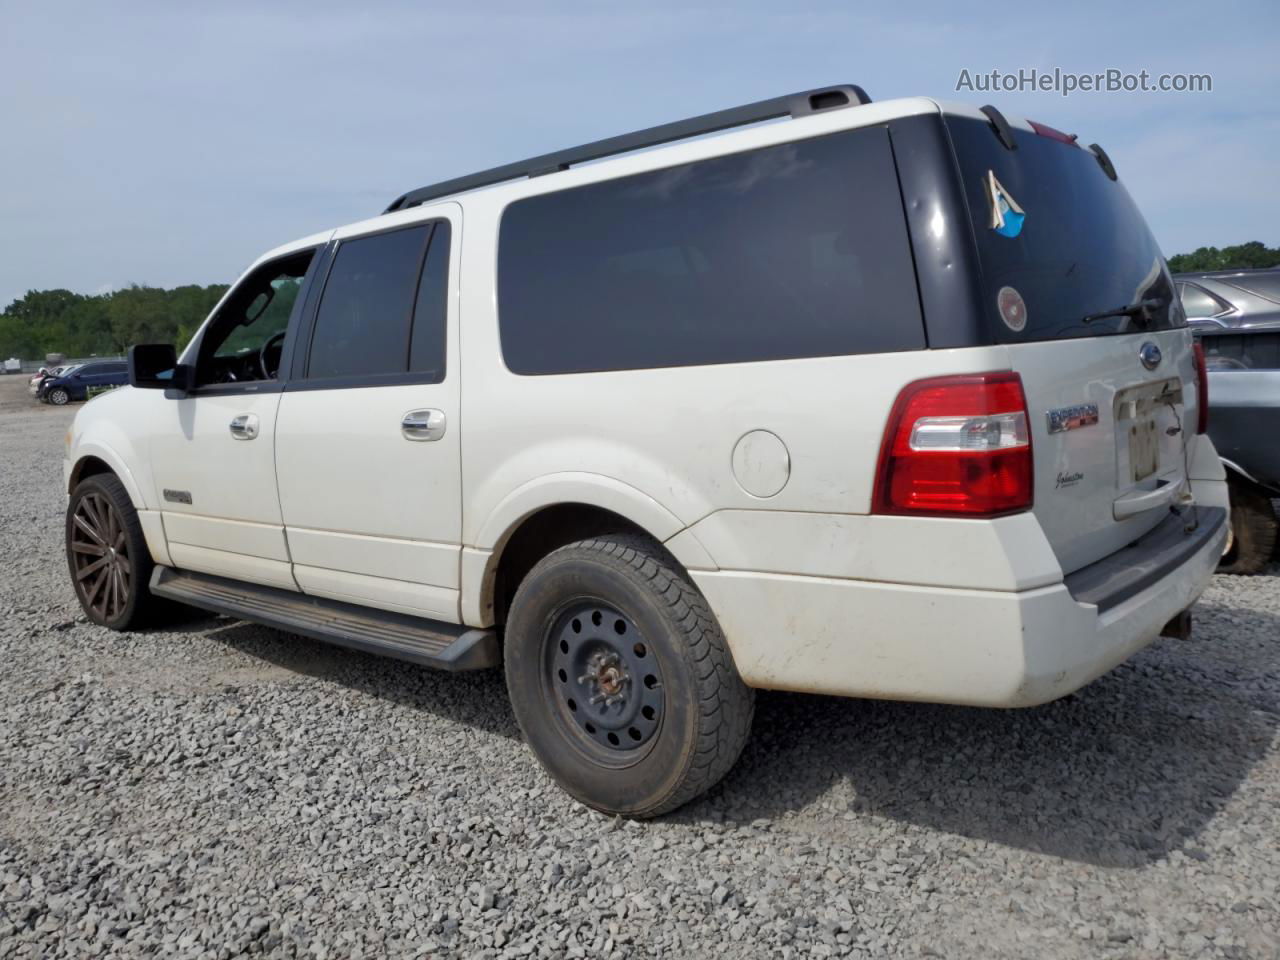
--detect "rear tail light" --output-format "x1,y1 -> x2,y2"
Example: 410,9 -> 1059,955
873,372 -> 1033,517
1193,342 -> 1209,434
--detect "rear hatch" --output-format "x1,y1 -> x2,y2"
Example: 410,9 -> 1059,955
945,112 -> 1200,575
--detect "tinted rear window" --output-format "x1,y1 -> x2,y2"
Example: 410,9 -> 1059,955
498,126 -> 924,375
947,116 -> 1182,342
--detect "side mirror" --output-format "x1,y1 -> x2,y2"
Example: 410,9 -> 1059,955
129,344 -> 192,393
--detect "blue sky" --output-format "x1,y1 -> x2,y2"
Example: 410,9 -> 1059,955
0,0 -> 1276,307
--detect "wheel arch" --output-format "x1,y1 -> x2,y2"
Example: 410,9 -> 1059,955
68,444 -> 147,509
1221,457 -> 1280,497
465,483 -> 716,629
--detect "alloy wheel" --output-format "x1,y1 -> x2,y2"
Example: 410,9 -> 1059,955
69,491 -> 131,622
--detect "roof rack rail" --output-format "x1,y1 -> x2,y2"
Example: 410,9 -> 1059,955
383,84 -> 871,213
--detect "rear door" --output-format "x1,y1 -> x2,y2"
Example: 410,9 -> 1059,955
275,207 -> 461,620
943,112 -> 1200,574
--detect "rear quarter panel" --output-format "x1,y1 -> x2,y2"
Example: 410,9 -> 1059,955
456,185 -> 1011,572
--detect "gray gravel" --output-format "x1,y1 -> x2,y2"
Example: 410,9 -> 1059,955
2,376 -> 1279,959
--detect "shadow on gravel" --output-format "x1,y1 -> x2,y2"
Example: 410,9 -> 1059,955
200,619 -> 519,741
692,602 -> 1280,868
181,598 -> 1278,869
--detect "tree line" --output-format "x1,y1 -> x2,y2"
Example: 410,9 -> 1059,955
1165,241 -> 1280,274
0,284 -> 228,361
3,241 -> 1279,361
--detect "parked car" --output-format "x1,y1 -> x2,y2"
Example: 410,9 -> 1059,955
3,358 -> 20,375
65,87 -> 1226,817
29,364 -> 75,396
1176,268 -> 1280,573
39,361 -> 126,405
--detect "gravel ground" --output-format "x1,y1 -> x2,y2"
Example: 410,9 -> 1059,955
1,375 -> 1278,959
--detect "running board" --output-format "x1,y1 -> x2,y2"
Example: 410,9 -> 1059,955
150,567 -> 499,671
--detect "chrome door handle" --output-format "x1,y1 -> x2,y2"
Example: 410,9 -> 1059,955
229,414 -> 260,440
402,408 -> 446,442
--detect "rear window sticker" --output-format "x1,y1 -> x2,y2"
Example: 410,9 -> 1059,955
997,285 -> 1027,332
986,171 -> 1025,238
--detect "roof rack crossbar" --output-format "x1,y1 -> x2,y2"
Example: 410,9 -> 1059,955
383,84 -> 871,213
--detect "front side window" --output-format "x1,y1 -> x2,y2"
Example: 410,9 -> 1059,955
497,126 -> 923,375
197,249 -> 315,386
306,225 -> 431,380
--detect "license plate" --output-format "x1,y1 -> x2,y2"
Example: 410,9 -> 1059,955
1129,418 -> 1159,483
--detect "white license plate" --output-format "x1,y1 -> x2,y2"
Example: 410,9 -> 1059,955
1129,418 -> 1159,483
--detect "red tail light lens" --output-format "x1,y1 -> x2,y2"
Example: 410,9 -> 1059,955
873,372 -> 1034,517
1027,119 -> 1079,145
1193,342 -> 1209,434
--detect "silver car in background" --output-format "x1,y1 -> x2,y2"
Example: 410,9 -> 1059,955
1177,268 -> 1280,573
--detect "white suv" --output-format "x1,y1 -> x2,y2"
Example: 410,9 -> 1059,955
64,87 -> 1228,816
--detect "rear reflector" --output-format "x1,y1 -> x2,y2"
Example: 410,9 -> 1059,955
873,373 -> 1034,517
1193,341 -> 1209,434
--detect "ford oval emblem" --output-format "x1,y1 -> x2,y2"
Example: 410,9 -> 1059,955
1139,342 -> 1162,370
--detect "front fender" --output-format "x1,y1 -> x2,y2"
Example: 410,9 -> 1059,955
67,440 -> 147,507
65,389 -> 155,509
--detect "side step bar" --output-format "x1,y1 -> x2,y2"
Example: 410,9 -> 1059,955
150,567 -> 499,671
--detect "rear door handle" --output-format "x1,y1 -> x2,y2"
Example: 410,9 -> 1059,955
229,414 -> 260,440
402,409 -> 446,442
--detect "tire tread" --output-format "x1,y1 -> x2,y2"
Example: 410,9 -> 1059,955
555,533 -> 753,817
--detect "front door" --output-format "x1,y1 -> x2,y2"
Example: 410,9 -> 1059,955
149,247 -> 320,590
275,207 -> 462,621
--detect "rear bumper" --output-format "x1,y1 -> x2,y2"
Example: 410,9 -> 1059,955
691,505 -> 1227,708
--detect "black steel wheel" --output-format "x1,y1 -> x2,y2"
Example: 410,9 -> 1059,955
65,473 -> 156,629
505,534 -> 754,818
545,601 -> 666,761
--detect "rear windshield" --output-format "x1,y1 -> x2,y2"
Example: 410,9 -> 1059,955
946,115 -> 1183,342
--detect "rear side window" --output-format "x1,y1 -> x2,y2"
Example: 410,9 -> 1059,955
1179,282 -> 1231,318
307,225 -> 431,379
498,127 -> 924,375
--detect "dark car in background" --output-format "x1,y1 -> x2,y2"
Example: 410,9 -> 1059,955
38,360 -> 129,406
1177,268 -> 1280,573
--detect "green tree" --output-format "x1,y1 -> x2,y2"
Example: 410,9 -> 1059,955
1167,241 -> 1280,273
0,283 -> 228,360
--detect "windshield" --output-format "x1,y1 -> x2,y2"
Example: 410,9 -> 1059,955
946,115 -> 1184,342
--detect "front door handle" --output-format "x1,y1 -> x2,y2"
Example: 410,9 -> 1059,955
402,409 -> 446,442
229,414 -> 260,440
